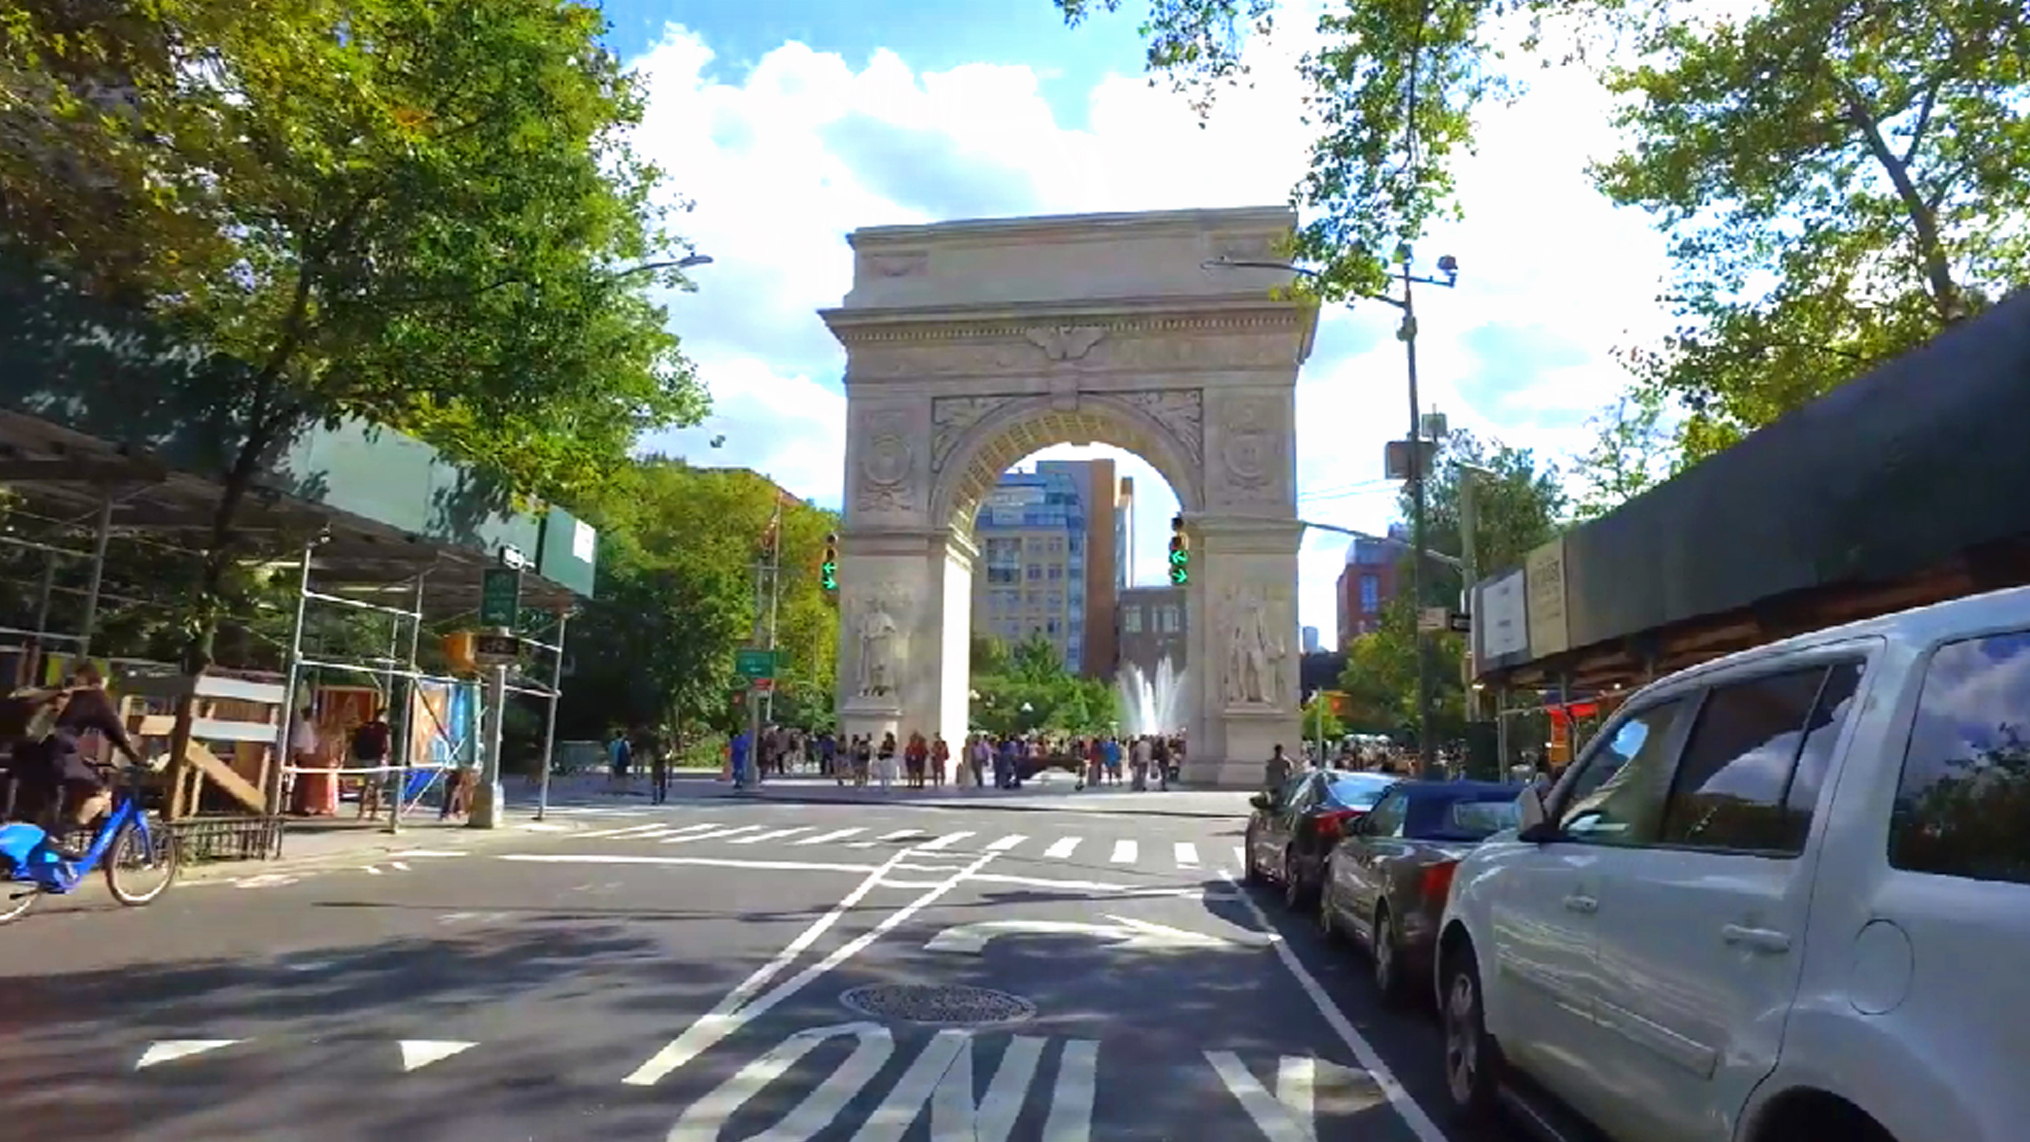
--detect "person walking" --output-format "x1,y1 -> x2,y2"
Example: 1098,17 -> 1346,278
649,732 -> 670,804
930,734 -> 950,788
352,707 -> 393,820
876,732 -> 899,791
1264,743 -> 1293,791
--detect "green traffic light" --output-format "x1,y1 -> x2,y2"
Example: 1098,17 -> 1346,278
1168,549 -> 1189,585
821,560 -> 838,591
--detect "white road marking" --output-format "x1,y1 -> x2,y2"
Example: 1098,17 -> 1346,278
624,848 -> 996,1087
728,827 -> 813,845
955,1035 -> 1044,1142
916,831 -> 975,851
664,824 -> 766,844
666,1022 -> 893,1142
1221,870 -> 1451,1142
875,829 -> 924,843
391,849 -> 468,858
1043,837 -> 1081,859
966,872 -> 1220,898
137,1040 -> 240,1069
399,1040 -> 476,1072
362,866 -> 383,875
1110,840 -> 1137,864
795,828 -> 866,845
1175,842 -> 1200,867
576,822 -> 678,839
985,834 -> 1027,851
1233,845 -> 1246,867
499,854 -> 876,874
390,861 -> 412,871
1206,1052 -> 1314,1142
1042,1039 -> 1099,1141
856,1028 -> 967,1141
233,873 -> 299,888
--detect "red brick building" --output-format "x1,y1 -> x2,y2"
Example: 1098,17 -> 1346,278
1336,527 -> 1409,647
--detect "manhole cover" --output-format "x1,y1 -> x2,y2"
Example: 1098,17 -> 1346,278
838,983 -> 1038,1027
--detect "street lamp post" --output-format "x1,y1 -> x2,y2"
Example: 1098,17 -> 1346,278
1205,247 -> 1460,774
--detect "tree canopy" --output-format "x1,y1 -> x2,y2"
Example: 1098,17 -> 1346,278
1056,0 -> 2030,506
1337,429 -> 1565,740
969,632 -> 1121,737
563,459 -> 840,745
2,0 -> 709,668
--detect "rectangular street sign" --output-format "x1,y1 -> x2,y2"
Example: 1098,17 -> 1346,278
479,568 -> 522,628
734,648 -> 777,680
474,632 -> 521,663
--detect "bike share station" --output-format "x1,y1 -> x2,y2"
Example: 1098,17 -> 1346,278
0,407 -> 597,918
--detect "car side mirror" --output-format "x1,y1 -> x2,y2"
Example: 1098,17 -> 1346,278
1248,792 -> 1272,811
1515,786 -> 1559,843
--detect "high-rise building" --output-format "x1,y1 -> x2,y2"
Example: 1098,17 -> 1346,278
1337,524 -> 1409,647
1114,475 -> 1135,589
970,459 -> 1120,676
1301,626 -> 1321,654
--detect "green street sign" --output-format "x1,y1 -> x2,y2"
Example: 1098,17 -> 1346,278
479,568 -> 522,628
734,648 -> 778,680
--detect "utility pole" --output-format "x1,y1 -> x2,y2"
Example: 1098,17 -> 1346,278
740,497 -> 784,792
1400,250 -> 1438,776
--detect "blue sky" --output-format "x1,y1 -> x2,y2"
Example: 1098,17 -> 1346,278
614,0 -> 1677,647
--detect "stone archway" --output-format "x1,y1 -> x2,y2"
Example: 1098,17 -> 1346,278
820,206 -> 1318,786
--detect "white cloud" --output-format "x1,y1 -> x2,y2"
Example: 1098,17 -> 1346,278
627,8 -> 1673,648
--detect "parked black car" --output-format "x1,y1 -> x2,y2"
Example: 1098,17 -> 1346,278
1319,780 -> 1521,1004
1242,769 -> 1397,907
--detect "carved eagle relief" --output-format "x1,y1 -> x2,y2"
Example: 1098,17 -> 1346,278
1024,326 -> 1107,362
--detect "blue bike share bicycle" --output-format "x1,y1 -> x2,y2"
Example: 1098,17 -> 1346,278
0,761 -> 180,923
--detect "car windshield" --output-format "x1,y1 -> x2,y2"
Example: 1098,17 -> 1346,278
1425,796 -> 1521,840
1326,775 -> 1394,809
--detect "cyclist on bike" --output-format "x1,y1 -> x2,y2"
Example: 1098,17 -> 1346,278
15,664 -> 143,853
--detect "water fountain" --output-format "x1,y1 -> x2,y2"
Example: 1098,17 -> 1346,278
1117,658 -> 1188,736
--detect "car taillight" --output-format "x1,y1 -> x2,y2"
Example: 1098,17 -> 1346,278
1421,860 -> 1459,901
1316,809 -> 1360,839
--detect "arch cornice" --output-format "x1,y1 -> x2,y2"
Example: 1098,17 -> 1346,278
928,391 -> 1205,532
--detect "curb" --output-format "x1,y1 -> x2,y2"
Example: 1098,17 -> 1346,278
177,815 -> 591,883
705,790 -> 1245,820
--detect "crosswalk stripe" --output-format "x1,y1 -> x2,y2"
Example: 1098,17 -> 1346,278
875,829 -> 924,843
916,831 -> 975,851
1175,842 -> 1199,867
1043,837 -> 1081,859
1110,840 -> 1137,864
663,824 -> 765,844
728,827 -> 812,845
985,834 -> 1028,851
794,828 -> 865,846
1233,846 -> 1245,867
577,822 -> 676,839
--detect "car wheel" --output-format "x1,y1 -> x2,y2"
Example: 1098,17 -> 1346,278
1372,906 -> 1407,1005
1441,944 -> 1503,1126
1281,848 -> 1310,911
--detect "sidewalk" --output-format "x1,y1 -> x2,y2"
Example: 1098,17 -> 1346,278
177,803 -> 590,883
541,771 -> 1253,820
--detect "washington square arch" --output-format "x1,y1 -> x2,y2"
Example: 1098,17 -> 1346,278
822,205 -> 1317,787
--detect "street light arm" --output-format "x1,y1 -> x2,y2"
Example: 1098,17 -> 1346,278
1200,256 -> 1410,311
1297,518 -> 1464,570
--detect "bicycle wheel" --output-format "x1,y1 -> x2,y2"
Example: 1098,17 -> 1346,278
0,882 -> 37,923
104,817 -> 178,905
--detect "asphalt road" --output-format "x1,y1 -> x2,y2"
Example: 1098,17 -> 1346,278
0,797 -> 1508,1142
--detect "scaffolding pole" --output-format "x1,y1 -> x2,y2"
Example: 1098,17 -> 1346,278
536,611 -> 568,822
76,493 -> 114,660
270,540 -> 315,818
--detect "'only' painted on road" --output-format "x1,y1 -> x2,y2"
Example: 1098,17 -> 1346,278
666,1022 -> 1372,1142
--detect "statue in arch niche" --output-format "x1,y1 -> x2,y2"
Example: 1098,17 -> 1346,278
855,594 -> 904,698
1224,585 -> 1286,707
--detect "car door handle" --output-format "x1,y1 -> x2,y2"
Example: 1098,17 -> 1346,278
1562,894 -> 1598,914
1722,924 -> 1792,954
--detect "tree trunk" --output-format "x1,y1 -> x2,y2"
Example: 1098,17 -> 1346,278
164,426 -> 276,819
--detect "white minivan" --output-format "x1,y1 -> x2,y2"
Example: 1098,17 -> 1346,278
1435,585 -> 2030,1142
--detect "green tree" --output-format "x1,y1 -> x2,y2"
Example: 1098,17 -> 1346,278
1592,0 -> 2030,465
2,0 -> 708,673
969,632 -> 1120,736
1340,429 -> 1565,742
565,460 -> 839,746
1570,389 -> 1677,521
1063,0 -> 2030,484
1300,689 -> 1348,742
